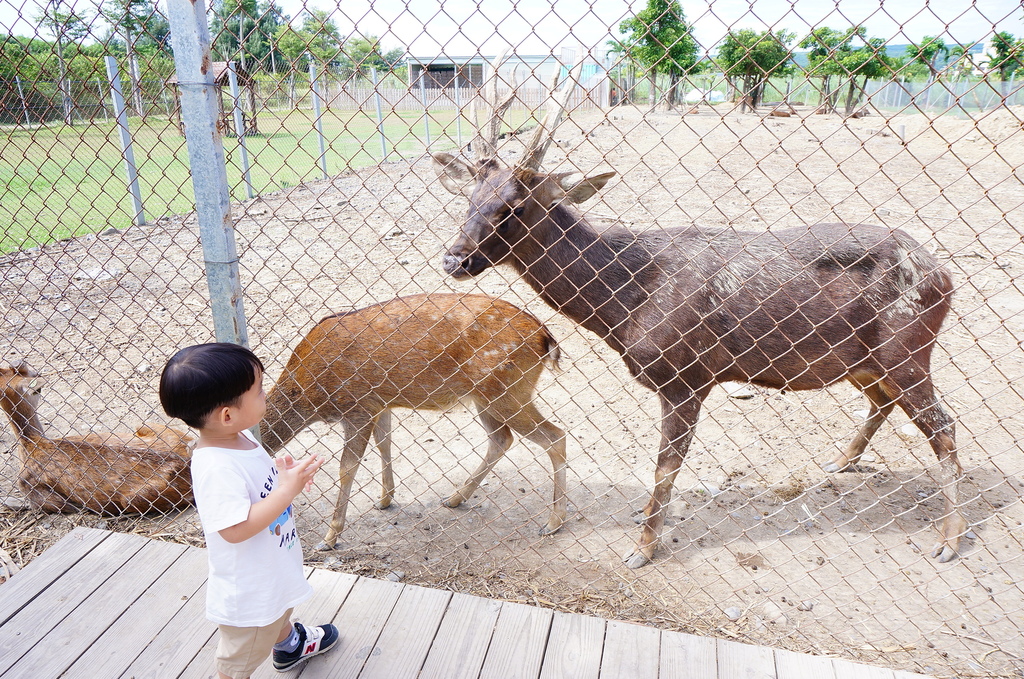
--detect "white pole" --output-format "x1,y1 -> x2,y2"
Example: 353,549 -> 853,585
227,62 -> 254,199
104,57 -> 146,227
419,68 -> 431,148
372,67 -> 387,160
308,56 -> 328,180
454,70 -> 463,147
15,75 -> 30,125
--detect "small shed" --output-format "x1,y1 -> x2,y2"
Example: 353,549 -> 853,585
167,61 -> 258,136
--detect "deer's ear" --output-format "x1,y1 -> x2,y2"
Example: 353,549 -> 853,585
432,153 -> 476,196
553,171 -> 616,204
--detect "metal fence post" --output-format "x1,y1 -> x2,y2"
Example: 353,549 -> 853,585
419,69 -> 431,148
166,0 -> 250,348
372,67 -> 388,161
104,56 -> 146,228
308,55 -> 329,180
227,61 -> 254,200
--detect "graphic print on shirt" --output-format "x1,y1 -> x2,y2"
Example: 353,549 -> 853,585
268,505 -> 298,549
262,462 -> 298,549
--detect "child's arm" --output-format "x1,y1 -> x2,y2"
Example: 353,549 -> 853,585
218,453 -> 323,544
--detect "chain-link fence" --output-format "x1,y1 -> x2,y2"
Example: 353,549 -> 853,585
2,1 -> 1024,677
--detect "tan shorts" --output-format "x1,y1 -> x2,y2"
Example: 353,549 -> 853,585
215,608 -> 293,679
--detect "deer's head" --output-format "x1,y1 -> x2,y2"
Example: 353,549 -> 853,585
432,51 -> 614,279
433,154 -> 614,278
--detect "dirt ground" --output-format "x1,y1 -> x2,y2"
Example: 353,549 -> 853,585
2,102 -> 1023,677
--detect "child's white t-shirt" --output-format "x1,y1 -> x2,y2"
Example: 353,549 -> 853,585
190,432 -> 313,627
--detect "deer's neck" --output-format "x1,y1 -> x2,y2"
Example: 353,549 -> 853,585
512,209 -> 651,350
0,392 -> 46,449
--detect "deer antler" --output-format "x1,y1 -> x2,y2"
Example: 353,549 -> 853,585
519,57 -> 585,172
471,49 -> 516,162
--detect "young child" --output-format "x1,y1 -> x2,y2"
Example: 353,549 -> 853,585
160,342 -> 338,678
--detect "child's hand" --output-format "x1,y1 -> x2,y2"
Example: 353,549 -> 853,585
274,453 -> 324,497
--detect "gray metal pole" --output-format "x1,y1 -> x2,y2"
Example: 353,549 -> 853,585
227,61 -> 254,199
308,55 -> 328,179
166,0 -> 250,347
454,71 -> 463,147
15,75 -> 30,126
419,69 -> 431,148
372,67 -> 387,160
104,57 -> 146,228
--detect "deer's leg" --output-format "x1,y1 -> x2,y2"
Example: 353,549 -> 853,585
825,381 -> 895,473
504,403 -> 567,536
317,413 -> 374,551
888,374 -> 965,563
447,408 -> 512,509
372,410 -> 395,510
624,389 -> 704,569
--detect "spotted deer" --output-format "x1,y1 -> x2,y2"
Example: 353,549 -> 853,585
431,57 -> 964,567
260,293 -> 566,551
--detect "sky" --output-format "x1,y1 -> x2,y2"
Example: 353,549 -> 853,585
3,0 -> 1022,58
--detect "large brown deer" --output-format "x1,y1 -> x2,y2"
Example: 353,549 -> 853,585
0,362 -> 194,514
261,293 -> 566,551
431,58 -> 965,567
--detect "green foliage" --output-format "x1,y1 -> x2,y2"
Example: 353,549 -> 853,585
905,35 -> 948,78
210,0 -> 287,72
615,0 -> 698,77
990,31 -> 1024,79
717,28 -> 795,79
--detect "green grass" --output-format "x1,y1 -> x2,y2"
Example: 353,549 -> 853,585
0,106 -> 531,254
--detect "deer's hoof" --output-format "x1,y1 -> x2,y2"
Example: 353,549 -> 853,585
443,497 -> 464,509
374,500 -> 394,510
623,550 -> 651,569
315,541 -> 336,552
537,521 -> 563,536
822,461 -> 845,474
931,542 -> 959,563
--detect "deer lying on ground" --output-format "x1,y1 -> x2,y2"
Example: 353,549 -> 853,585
261,293 -> 567,551
432,57 -> 965,567
0,362 -> 194,514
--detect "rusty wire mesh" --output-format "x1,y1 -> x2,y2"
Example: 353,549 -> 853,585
2,1 -> 1024,677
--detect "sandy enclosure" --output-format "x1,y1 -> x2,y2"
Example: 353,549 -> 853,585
2,104 -> 1023,677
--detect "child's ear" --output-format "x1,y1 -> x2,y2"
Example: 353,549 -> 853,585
212,405 -> 233,426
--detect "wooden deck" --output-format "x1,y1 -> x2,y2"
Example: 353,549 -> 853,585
0,528 -> 934,679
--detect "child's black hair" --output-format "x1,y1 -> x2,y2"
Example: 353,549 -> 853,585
159,343 -> 265,429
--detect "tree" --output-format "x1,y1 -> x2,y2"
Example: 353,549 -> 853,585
210,0 -> 285,73
716,28 -> 795,109
616,0 -> 699,108
989,31 -> 1023,80
35,0 -> 92,124
102,0 -> 156,117
800,26 -> 892,115
905,36 -> 948,80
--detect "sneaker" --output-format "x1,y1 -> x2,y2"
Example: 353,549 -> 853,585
273,622 -> 340,672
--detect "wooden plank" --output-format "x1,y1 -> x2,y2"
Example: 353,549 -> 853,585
305,575 -> 406,679
717,638 -> 776,679
598,619 -> 660,679
538,610 -> 605,679
357,583 -> 452,678
67,545 -> 208,678
773,648 -> 837,679
419,593 -> 502,679
659,630 -> 717,679
0,526 -> 108,624
249,568 -> 359,679
118,580 -> 214,679
834,660 -> 895,679
478,600 -> 553,679
0,530 -> 147,675
5,537 -> 187,678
